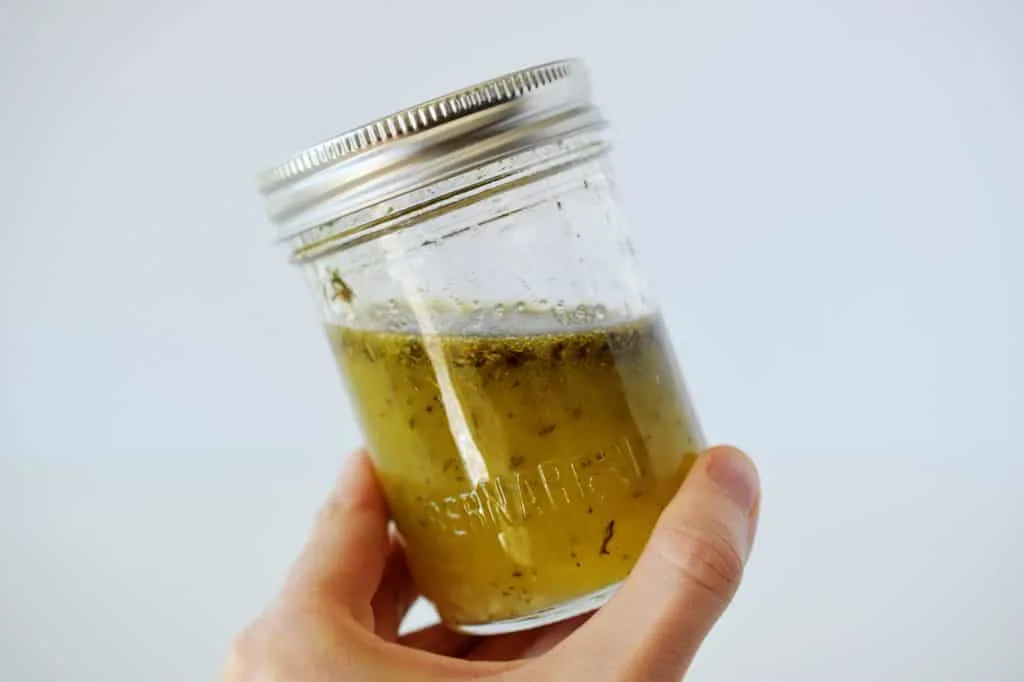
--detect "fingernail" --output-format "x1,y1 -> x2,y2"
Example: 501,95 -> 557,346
706,447 -> 759,513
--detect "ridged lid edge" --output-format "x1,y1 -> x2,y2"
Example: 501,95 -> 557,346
255,59 -> 587,193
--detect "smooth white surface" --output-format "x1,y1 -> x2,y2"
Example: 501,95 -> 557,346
2,1 -> 1022,680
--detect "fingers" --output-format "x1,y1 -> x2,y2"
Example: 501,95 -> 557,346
398,624 -> 477,658
467,613 -> 592,661
283,450 -> 390,625
553,446 -> 760,682
396,612 -> 590,663
370,536 -> 420,641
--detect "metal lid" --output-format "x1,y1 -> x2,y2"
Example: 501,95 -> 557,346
256,59 -> 604,240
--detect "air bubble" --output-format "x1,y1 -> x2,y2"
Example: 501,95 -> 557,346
385,299 -> 402,330
553,302 -> 568,325
594,304 -> 608,321
469,307 -> 486,332
515,301 -> 527,314
574,305 -> 589,322
494,303 -> 506,319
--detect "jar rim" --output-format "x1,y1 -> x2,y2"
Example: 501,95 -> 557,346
288,128 -> 610,263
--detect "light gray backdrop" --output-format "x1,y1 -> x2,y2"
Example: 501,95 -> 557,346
1,0 -> 1021,680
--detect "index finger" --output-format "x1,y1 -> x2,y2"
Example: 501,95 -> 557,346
283,450 -> 390,621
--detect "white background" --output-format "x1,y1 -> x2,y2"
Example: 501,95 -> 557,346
2,1 -> 1022,680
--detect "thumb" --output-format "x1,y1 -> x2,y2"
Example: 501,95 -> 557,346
553,446 -> 760,681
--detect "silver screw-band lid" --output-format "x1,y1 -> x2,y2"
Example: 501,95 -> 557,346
256,59 -> 603,240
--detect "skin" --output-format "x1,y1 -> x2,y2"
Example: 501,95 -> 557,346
223,445 -> 760,682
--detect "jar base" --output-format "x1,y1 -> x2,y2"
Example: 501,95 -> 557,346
446,581 -> 623,636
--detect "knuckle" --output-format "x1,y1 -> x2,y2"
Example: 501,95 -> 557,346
316,495 -> 347,526
651,521 -> 745,602
221,636 -> 251,681
222,625 -> 284,682
317,488 -> 380,528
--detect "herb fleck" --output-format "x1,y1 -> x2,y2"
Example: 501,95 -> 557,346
328,270 -> 355,304
599,520 -> 616,555
441,226 -> 473,240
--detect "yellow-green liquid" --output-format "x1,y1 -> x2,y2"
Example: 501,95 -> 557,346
329,313 -> 702,627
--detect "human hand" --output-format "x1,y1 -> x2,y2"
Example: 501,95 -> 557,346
223,445 -> 760,681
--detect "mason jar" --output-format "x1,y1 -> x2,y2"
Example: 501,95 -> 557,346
256,59 -> 705,635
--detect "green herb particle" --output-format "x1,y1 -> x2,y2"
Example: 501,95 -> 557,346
600,520 -> 616,555
328,270 -> 354,303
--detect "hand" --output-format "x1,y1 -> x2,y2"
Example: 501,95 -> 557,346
223,446 -> 760,682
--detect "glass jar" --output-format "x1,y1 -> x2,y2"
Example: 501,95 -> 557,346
256,60 -> 704,635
